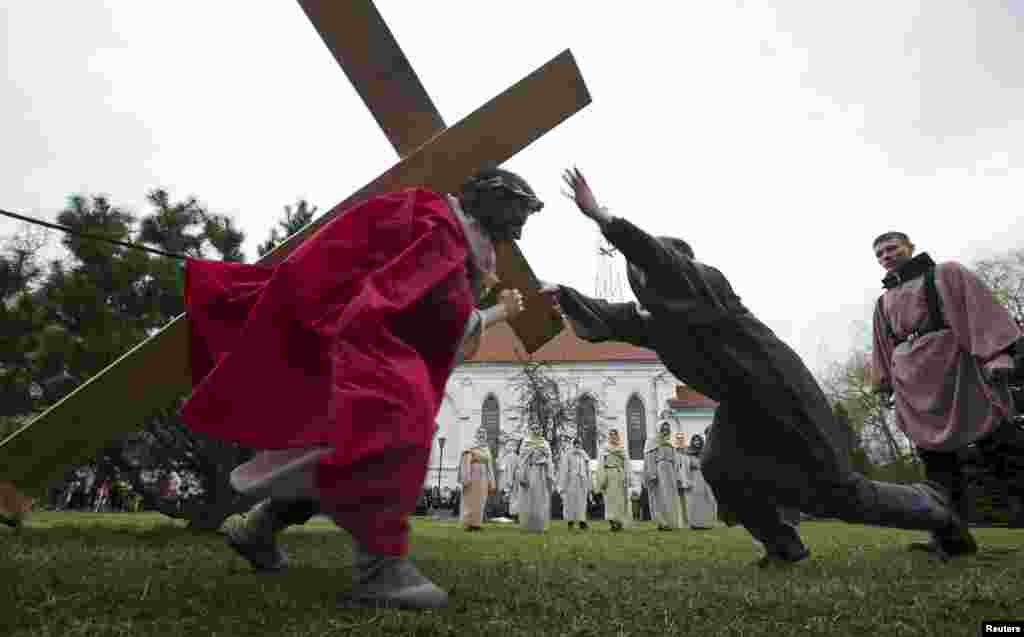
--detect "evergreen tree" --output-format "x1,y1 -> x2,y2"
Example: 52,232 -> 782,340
32,191 -> 255,529
0,225 -> 48,436
257,199 -> 317,258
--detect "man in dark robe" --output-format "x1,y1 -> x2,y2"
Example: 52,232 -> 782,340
871,231 -> 1024,546
183,167 -> 541,608
543,167 -> 975,565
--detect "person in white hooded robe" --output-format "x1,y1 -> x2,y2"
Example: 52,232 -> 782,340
644,421 -> 685,530
558,438 -> 592,530
515,431 -> 555,532
680,434 -> 718,529
497,437 -> 521,518
674,432 -> 692,525
593,428 -> 632,531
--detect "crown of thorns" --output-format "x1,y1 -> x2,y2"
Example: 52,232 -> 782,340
475,176 -> 544,212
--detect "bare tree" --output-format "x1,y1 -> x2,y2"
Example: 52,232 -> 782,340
973,248 -> 1024,325
820,348 -> 915,464
509,356 -> 602,468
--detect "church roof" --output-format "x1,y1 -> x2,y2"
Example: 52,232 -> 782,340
467,321 -> 659,363
667,385 -> 718,409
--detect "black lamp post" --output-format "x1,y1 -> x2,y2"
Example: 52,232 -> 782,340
437,436 -> 447,493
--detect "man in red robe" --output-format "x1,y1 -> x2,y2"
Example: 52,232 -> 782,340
181,167 -> 542,609
871,231 -> 1024,548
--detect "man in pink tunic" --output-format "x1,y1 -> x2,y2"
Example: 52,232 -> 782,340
871,231 -> 1024,549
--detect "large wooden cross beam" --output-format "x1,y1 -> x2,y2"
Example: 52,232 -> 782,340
0,0 -> 590,496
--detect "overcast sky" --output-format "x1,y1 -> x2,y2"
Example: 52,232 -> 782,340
3,1 -> 1023,376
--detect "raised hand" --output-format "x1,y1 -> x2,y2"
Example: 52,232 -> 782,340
561,166 -> 607,223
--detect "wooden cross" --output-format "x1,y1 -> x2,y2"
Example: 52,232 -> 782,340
0,0 -> 590,496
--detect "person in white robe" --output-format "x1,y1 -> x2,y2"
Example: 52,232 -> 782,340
644,421 -> 685,530
674,432 -> 692,527
681,434 -> 718,529
593,428 -> 632,531
558,438 -> 592,530
457,427 -> 496,531
515,431 -> 555,532
497,437 -> 521,517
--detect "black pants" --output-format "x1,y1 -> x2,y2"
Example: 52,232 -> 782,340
920,418 -> 1024,525
917,450 -> 970,522
702,400 -> 957,558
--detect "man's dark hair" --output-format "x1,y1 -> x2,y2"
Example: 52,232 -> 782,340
872,231 -> 911,248
459,164 -> 542,241
460,165 -> 536,199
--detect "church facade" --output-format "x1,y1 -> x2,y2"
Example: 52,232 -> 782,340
427,321 -> 719,491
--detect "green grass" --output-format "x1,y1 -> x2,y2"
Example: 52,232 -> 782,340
2,513 -> 1022,636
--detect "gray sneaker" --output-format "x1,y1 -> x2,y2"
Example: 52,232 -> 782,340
224,503 -> 289,572
225,525 -> 287,572
342,546 -> 448,610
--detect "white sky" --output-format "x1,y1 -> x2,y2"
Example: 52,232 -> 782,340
3,1 -> 1023,376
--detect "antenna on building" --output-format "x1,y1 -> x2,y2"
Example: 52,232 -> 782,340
594,232 -> 627,302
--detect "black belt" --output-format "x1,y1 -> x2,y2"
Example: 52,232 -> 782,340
894,326 -> 944,347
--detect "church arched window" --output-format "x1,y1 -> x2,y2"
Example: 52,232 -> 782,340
481,394 -> 500,458
627,394 -> 646,460
576,394 -> 597,458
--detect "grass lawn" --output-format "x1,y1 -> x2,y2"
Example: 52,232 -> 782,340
2,512 -> 1022,636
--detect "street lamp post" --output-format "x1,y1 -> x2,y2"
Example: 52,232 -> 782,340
436,436 -> 447,494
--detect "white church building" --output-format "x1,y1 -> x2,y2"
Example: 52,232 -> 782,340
427,320 -> 719,491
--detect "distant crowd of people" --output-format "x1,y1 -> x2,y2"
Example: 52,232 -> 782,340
415,486 -> 462,516
42,467 -> 191,513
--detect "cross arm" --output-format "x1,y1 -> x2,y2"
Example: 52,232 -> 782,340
298,0 -> 445,158
0,49 -> 590,493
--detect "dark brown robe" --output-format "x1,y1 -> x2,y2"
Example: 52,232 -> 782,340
557,217 -> 854,509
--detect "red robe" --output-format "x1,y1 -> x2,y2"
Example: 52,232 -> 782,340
181,188 -> 473,501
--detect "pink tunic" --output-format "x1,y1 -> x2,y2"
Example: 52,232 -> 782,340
872,261 -> 1020,451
